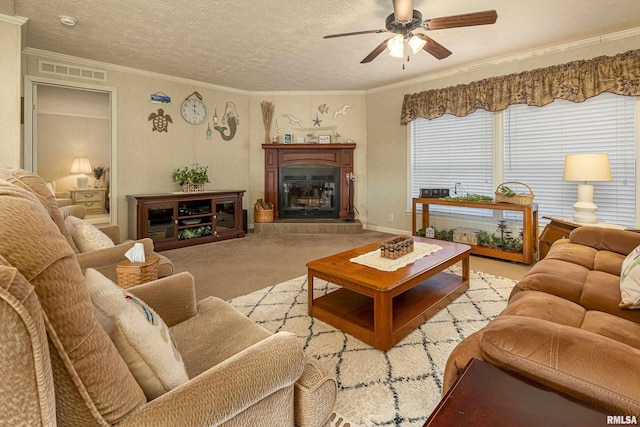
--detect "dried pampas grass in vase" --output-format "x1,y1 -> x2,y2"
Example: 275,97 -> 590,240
261,101 -> 275,144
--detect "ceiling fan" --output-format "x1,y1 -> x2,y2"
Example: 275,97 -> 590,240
323,0 -> 498,64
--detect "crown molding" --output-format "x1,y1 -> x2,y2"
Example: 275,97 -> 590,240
250,90 -> 366,97
0,13 -> 28,25
366,26 -> 640,94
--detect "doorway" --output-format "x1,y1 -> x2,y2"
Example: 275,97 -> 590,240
24,76 -> 117,224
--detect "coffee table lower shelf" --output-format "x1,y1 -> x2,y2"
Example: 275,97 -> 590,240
310,272 -> 468,350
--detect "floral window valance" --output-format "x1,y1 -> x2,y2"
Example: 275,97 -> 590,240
401,49 -> 640,124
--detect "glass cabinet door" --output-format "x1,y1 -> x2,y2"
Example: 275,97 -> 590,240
146,204 -> 176,240
215,200 -> 236,230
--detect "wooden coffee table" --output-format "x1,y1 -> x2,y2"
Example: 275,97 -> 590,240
306,237 -> 470,350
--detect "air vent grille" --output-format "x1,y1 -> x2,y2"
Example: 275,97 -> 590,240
38,60 -> 107,82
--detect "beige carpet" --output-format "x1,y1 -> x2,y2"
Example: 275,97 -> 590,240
229,268 -> 517,427
162,231 -> 532,301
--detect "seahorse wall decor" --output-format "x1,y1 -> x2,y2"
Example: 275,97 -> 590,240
214,102 -> 239,141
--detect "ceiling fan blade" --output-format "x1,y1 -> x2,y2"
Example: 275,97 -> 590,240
324,29 -> 387,39
361,38 -> 392,63
418,34 -> 452,60
393,0 -> 413,22
423,10 -> 498,30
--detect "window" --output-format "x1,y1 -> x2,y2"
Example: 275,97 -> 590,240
410,109 -> 494,216
410,92 -> 637,227
503,93 -> 636,227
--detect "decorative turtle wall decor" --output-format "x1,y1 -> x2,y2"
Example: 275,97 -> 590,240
148,108 -> 173,132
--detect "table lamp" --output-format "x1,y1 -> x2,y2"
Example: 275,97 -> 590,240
70,157 -> 92,190
563,153 -> 611,223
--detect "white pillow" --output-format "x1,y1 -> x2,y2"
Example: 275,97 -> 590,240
620,245 -> 640,309
64,216 -> 114,252
85,268 -> 189,399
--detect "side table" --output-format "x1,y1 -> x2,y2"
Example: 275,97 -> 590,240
424,358 -> 608,426
70,188 -> 108,215
539,216 -> 626,260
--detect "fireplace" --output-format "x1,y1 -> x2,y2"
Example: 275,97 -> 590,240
262,143 -> 356,219
279,165 -> 339,218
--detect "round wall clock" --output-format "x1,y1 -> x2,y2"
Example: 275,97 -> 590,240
181,91 -> 208,125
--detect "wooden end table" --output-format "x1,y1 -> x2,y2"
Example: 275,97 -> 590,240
424,358 -> 609,426
306,237 -> 470,351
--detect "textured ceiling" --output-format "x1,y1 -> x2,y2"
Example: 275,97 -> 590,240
14,0 -> 640,91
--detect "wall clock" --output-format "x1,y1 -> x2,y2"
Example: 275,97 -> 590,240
181,91 -> 208,125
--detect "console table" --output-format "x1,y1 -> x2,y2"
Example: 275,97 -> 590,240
424,358 -> 607,426
127,190 -> 245,251
412,198 -> 538,264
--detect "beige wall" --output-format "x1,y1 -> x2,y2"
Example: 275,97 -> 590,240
365,34 -> 640,234
248,92 -> 367,223
0,15 -> 25,168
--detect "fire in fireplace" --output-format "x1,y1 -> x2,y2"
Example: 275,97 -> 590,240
279,165 -> 340,219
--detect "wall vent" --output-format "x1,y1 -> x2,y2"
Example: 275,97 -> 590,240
38,60 -> 107,82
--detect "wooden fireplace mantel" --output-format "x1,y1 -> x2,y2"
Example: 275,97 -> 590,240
262,143 -> 356,219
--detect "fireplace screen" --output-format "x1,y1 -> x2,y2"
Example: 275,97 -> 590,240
279,165 -> 340,218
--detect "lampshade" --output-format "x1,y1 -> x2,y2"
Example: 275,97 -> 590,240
70,157 -> 92,189
70,157 -> 92,174
563,153 -> 612,182
408,35 -> 427,54
387,34 -> 405,58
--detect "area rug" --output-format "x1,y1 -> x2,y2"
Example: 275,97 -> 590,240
228,268 -> 517,426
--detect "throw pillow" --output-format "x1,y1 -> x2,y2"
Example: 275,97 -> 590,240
620,245 -> 640,309
64,215 -> 114,252
45,181 -> 56,197
85,268 -> 189,399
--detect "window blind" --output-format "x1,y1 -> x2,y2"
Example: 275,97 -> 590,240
503,92 -> 636,227
411,110 -> 494,216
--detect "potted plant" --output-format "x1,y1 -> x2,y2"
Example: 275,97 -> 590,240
172,163 -> 210,192
92,165 -> 105,188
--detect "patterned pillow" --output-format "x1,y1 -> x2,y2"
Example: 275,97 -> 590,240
620,245 -> 640,309
85,268 -> 189,399
64,215 -> 114,252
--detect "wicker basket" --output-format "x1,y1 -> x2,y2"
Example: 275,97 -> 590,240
116,256 -> 160,289
494,182 -> 535,206
182,183 -> 205,192
254,208 -> 274,223
380,235 -> 414,259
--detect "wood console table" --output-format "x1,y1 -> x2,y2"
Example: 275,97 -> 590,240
412,198 -> 538,264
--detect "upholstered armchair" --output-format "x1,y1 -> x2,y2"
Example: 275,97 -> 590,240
0,173 -> 337,426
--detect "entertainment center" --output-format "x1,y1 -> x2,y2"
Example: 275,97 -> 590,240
127,190 -> 245,250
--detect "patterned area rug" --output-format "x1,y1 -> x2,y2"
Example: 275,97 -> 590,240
228,267 -> 516,426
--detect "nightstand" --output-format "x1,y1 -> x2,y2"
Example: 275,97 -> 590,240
70,188 -> 108,215
539,216 -> 626,260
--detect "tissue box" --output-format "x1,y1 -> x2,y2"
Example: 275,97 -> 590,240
116,256 -> 160,288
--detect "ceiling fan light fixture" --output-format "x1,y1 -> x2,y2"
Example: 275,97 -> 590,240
58,15 -> 77,27
387,34 -> 405,58
408,35 -> 426,54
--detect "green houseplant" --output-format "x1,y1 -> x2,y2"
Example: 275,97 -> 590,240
172,163 -> 210,192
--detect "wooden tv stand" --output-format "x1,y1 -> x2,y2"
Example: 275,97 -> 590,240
412,198 -> 538,264
127,190 -> 245,251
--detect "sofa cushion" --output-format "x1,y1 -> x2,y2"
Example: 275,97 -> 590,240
582,310 -> 640,350
86,268 -> 189,400
509,258 -> 587,303
620,245 -> 640,309
65,215 -> 115,252
504,291 -> 586,327
0,178 -> 146,424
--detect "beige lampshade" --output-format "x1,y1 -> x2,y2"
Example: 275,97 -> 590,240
563,153 -> 612,182
70,157 -> 92,174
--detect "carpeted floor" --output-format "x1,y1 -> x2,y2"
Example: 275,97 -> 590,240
162,231 -> 531,301
229,268 -> 517,427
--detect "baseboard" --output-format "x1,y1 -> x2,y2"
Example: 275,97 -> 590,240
363,224 -> 410,235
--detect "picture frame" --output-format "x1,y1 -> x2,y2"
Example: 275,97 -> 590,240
318,135 -> 331,144
283,133 -> 293,144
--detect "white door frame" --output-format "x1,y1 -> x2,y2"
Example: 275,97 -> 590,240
24,75 -> 118,225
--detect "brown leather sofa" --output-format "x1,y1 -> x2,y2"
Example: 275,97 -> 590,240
444,227 -> 640,415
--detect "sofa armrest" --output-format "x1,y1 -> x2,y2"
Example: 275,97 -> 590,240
98,225 -> 121,244
480,316 -> 640,414
117,332 -> 304,426
76,238 -> 160,278
127,272 -> 198,327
